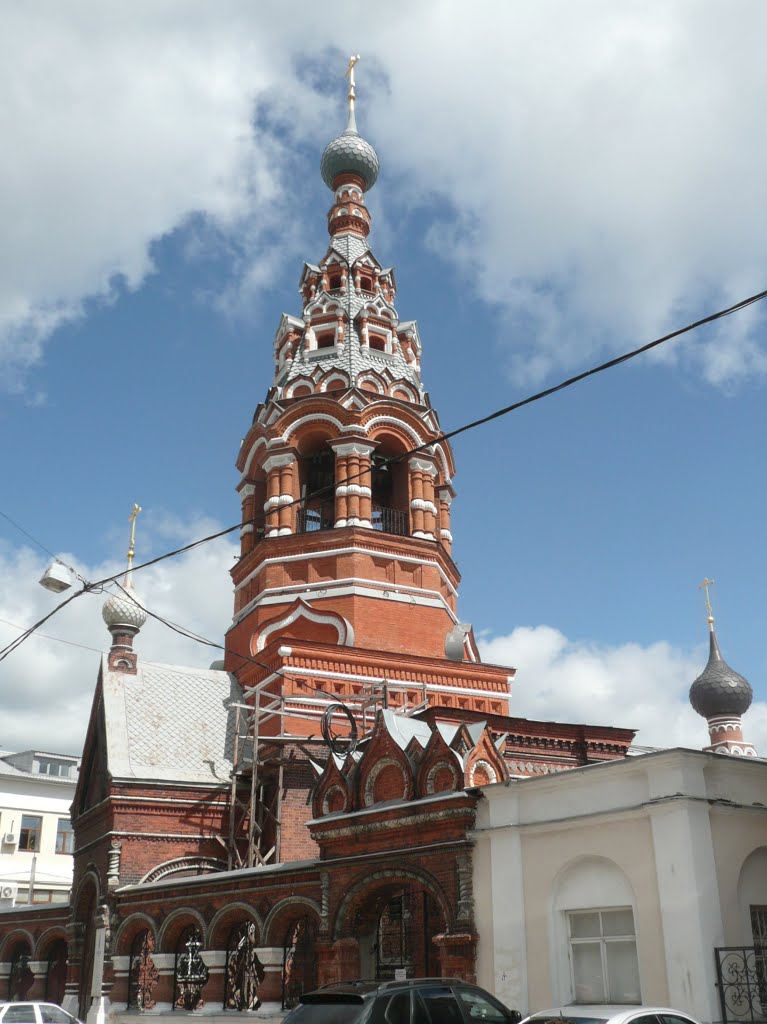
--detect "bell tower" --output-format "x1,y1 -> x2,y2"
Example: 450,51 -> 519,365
224,61 -> 513,734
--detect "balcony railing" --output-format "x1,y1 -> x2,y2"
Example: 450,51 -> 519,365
296,504 -> 408,537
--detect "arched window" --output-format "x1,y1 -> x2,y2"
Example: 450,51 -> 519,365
224,922 -> 265,1011
371,445 -> 408,537
45,939 -> 68,1005
128,930 -> 158,1010
173,927 -> 208,1011
298,446 -> 335,534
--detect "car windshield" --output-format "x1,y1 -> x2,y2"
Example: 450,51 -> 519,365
283,1001 -> 372,1024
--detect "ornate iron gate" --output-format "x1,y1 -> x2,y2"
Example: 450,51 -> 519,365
127,930 -> 158,1010
375,890 -> 439,981
282,916 -> 318,1010
715,947 -> 767,1023
225,922 -> 265,1010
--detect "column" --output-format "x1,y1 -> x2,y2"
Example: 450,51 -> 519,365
85,906 -> 110,1024
239,483 -> 256,555
263,453 -> 295,537
332,441 -> 374,528
438,487 -> 454,554
647,758 -> 724,1022
409,457 -> 438,539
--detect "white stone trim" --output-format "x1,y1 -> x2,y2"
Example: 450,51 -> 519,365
234,544 -> 459,598
409,457 -> 438,475
263,453 -> 296,473
254,601 -> 354,652
332,441 -> 376,457
440,530 -> 453,542
239,483 -> 256,497
263,493 -> 294,509
280,413 -> 344,442
365,415 -> 425,446
240,524 -> 254,536
241,436 -> 268,479
336,484 -> 372,496
410,498 -> 438,514
412,530 -> 435,540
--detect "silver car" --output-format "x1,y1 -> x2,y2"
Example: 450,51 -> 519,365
521,1006 -> 701,1024
0,1004 -> 83,1024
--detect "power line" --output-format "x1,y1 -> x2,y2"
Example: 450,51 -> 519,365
84,283 -> 767,592
0,509 -> 58,560
2,283 -> 766,665
0,616 -> 103,655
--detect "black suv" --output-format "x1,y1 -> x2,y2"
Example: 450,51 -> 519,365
283,978 -> 522,1024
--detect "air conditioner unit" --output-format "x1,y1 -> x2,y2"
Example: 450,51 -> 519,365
2,833 -> 17,846
0,883 -> 18,900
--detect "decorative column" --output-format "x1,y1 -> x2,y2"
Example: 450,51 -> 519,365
263,453 -> 296,538
409,457 -> 438,540
239,482 -> 256,554
437,486 -> 454,554
278,459 -> 298,535
62,921 -> 84,1016
331,441 -> 374,528
85,905 -> 111,1024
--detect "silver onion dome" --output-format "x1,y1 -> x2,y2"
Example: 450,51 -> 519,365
320,129 -> 380,192
102,587 -> 147,631
689,629 -> 753,719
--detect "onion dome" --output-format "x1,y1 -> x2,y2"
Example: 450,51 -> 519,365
689,628 -> 753,719
321,127 -> 379,192
102,584 -> 147,631
320,55 -> 379,192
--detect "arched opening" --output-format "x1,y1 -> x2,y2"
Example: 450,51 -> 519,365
297,437 -> 335,533
173,926 -> 209,1011
127,929 -> 158,1010
7,940 -> 33,1000
225,922 -> 265,1011
371,435 -> 409,537
552,856 -> 640,1006
282,916 -> 318,1010
352,884 -> 444,982
45,938 -> 68,1004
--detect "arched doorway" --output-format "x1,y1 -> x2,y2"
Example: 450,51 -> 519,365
45,939 -> 68,1004
353,882 -> 445,982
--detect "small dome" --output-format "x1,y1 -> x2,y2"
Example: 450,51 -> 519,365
689,629 -> 752,719
102,588 -> 147,631
320,129 -> 379,192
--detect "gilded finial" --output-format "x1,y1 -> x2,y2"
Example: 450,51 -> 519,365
698,577 -> 715,630
127,503 -> 142,574
344,54 -> 361,132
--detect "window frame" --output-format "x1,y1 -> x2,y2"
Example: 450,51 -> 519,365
566,906 -> 640,1005
55,817 -> 74,854
19,814 -> 43,852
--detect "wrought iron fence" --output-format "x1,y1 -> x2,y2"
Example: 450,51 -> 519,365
715,946 -> 767,1024
371,505 -> 407,536
296,503 -> 408,537
297,504 -> 334,533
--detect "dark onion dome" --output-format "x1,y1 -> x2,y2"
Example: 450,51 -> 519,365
320,117 -> 379,192
689,628 -> 753,718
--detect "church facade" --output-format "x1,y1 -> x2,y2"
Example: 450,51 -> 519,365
4,66 -> 761,1024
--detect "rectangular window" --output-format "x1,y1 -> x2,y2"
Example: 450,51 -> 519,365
19,814 -> 42,851
568,908 -> 641,1004
55,818 -> 74,854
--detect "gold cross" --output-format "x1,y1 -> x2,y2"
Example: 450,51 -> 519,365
698,576 -> 715,624
127,502 -> 142,570
345,54 -> 361,116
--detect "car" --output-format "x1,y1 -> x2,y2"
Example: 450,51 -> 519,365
0,1004 -> 83,1024
283,978 -> 522,1024
520,1006 -> 702,1024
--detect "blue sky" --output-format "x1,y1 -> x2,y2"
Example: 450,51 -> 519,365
1,2 -> 766,754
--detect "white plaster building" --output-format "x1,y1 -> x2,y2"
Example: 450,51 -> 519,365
472,747 -> 767,1024
0,750 -> 79,907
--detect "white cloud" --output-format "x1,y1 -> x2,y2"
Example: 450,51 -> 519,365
479,624 -> 767,754
2,2 -> 767,388
0,521 -> 237,754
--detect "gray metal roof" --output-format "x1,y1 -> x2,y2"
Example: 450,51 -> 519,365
689,629 -> 753,719
102,657 -> 243,784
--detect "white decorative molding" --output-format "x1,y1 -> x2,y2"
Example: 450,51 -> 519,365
280,412 -> 344,441
410,498 -> 438,514
254,600 -> 354,652
469,759 -> 498,786
239,483 -> 256,497
240,524 -> 254,536
409,457 -> 438,475
440,530 -> 453,542
412,530 -> 435,540
336,484 -> 372,496
233,544 -> 459,598
263,453 -> 296,473
438,488 -> 453,505
332,441 -> 376,457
